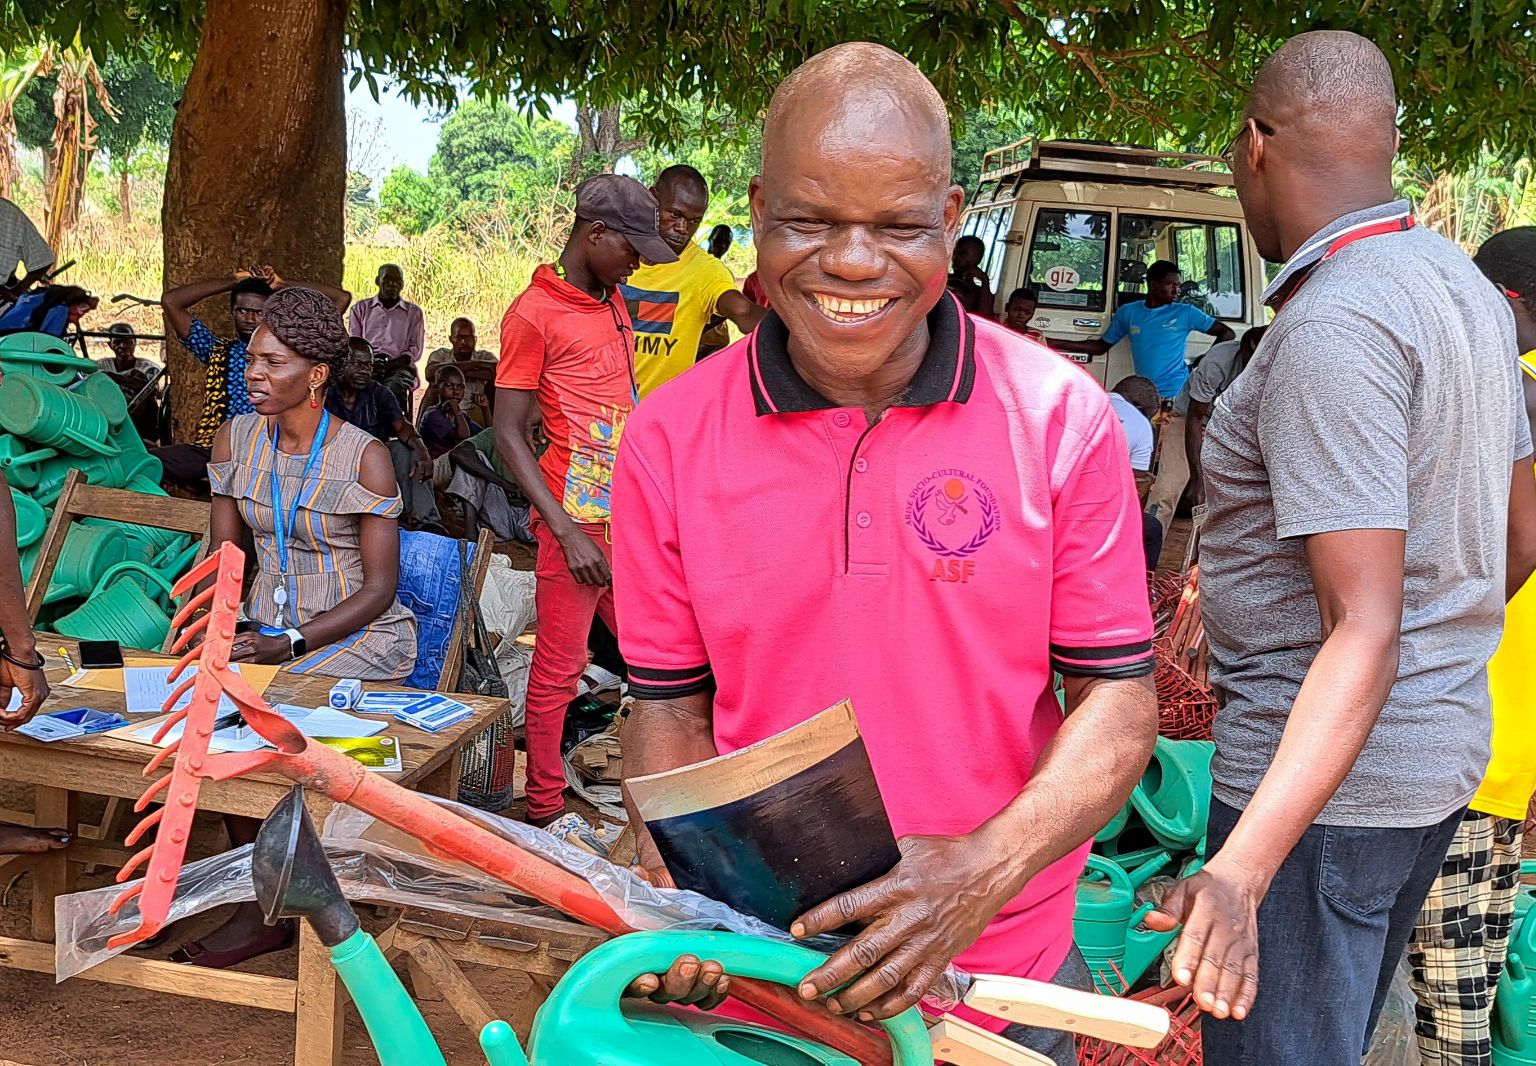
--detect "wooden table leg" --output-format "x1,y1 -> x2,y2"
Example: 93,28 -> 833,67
295,922 -> 346,1066
30,786 -> 79,941
418,756 -> 459,799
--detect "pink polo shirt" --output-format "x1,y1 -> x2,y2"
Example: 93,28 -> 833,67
612,293 -> 1153,1014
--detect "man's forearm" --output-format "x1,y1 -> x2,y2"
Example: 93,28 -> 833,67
1211,619 -> 1398,889
0,483 -> 36,654
496,425 -> 573,532
980,675 -> 1156,889
1185,415 -> 1206,489
622,694 -> 720,868
1507,456 -> 1536,601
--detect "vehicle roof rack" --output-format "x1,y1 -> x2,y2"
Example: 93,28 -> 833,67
980,138 -> 1233,190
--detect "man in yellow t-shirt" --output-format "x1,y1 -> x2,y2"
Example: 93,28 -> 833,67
1408,228 -> 1536,1066
621,165 -> 766,397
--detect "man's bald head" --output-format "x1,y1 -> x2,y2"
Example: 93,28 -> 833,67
1249,31 -> 1398,158
750,42 -> 965,391
1234,31 -> 1402,262
763,42 -> 951,185
656,164 -> 708,199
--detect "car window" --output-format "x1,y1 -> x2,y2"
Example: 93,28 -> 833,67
961,204 -> 1016,299
1116,214 -> 1246,319
1023,208 -> 1110,312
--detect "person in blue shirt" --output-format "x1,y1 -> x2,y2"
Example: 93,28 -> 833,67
1058,260 -> 1235,535
1059,260 -> 1235,395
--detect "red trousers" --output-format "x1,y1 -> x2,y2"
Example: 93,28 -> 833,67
525,518 -> 615,820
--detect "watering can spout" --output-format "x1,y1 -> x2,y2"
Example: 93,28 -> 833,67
479,1021 -> 531,1066
251,784 -> 359,948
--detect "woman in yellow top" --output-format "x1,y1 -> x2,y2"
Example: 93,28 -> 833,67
1408,228 -> 1536,1065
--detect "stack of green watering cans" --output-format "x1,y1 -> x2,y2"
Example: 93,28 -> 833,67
1492,861 -> 1536,1065
1075,736 -> 1215,994
1,332 -> 192,650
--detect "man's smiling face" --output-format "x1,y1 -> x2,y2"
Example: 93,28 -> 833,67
751,90 -> 962,385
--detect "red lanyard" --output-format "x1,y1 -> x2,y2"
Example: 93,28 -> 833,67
1271,215 -> 1416,310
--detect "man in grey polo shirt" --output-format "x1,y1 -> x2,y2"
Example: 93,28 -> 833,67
1145,32 -> 1536,1066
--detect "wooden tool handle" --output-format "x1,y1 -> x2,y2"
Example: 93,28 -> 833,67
962,974 -> 1169,1048
928,1016 -> 1054,1065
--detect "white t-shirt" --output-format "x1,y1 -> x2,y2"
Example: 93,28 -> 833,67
1108,392 -> 1154,471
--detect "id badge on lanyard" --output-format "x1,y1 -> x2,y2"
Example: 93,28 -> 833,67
266,409 -> 330,629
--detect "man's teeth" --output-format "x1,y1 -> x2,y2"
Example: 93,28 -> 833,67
813,294 -> 893,320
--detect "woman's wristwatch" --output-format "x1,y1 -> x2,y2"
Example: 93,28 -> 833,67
282,628 -> 308,660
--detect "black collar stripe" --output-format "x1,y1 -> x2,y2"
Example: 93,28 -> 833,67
749,291 -> 977,417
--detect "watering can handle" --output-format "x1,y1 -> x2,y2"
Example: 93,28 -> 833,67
93,560 -> 177,599
564,930 -> 934,1065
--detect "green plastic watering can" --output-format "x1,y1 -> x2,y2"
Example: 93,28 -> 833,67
53,561 -> 175,649
44,523 -> 136,605
10,488 -> 46,549
1128,738 -> 1214,851
1492,861 -> 1536,1065
0,372 -> 123,457
0,333 -> 95,385
1074,852 -> 1177,995
251,787 -> 934,1066
0,434 -> 59,489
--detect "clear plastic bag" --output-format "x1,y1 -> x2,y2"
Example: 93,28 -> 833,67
57,792 -> 969,1008
1362,954 -> 1423,1066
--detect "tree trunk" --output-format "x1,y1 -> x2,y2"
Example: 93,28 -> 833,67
118,165 -> 132,225
569,102 -> 646,184
0,105 -> 18,202
162,0 -> 347,444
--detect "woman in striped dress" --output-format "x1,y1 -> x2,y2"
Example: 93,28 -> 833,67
171,287 -> 416,968
207,286 -> 416,680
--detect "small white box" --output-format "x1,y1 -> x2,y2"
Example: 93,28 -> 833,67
328,679 -> 363,710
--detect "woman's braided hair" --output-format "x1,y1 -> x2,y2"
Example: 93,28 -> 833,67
259,286 -> 350,383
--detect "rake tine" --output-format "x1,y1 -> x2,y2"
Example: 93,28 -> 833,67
170,553 -> 223,599
134,773 -> 172,812
168,614 -> 211,654
145,740 -> 182,778
163,665 -> 200,698
169,584 -> 217,632
107,881 -> 144,915
149,708 -> 189,746
123,808 -> 164,848
115,845 -> 156,883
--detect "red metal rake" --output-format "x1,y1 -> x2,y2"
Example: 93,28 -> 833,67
106,543 -> 891,1066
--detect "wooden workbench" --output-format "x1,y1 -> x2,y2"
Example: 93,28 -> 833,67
0,638 -> 512,1066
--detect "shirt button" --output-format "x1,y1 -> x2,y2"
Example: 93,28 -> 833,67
856,512 -> 872,528
854,458 -> 868,473
833,411 -> 851,428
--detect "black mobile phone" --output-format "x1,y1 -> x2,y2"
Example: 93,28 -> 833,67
77,640 -> 124,670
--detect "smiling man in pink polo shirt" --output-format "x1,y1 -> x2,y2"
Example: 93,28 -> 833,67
611,44 -> 1157,1063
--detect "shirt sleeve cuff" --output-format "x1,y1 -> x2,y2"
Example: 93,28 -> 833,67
626,663 -> 714,701
1049,640 -> 1154,679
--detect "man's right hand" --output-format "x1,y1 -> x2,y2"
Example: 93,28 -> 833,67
623,953 -> 731,1009
557,524 -> 612,586
0,657 -> 49,729
1144,857 -> 1263,1021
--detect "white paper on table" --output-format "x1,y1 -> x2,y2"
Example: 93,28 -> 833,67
123,665 -> 243,716
126,718 -> 268,752
268,703 -> 386,739
5,690 -> 20,712
126,701 -> 385,752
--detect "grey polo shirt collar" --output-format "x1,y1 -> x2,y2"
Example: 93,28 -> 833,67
1261,199 -> 1415,308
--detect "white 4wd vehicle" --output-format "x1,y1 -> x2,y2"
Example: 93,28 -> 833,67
960,139 -> 1269,387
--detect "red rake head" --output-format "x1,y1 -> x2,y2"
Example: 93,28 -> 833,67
106,542 -> 302,949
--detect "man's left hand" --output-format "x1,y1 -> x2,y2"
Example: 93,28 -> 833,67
792,832 -> 1024,1020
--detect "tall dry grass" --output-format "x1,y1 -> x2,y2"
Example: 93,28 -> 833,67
61,187 -> 759,356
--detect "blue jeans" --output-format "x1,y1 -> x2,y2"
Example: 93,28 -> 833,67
1202,798 -> 1465,1065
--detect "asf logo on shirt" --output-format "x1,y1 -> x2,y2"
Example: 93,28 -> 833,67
620,285 -> 681,362
905,469 -> 1001,582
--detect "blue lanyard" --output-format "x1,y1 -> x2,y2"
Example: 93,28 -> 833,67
265,409 -> 330,623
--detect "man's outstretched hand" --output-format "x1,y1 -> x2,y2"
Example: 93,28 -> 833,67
1143,858 -> 1263,1021
792,832 -> 1024,1021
